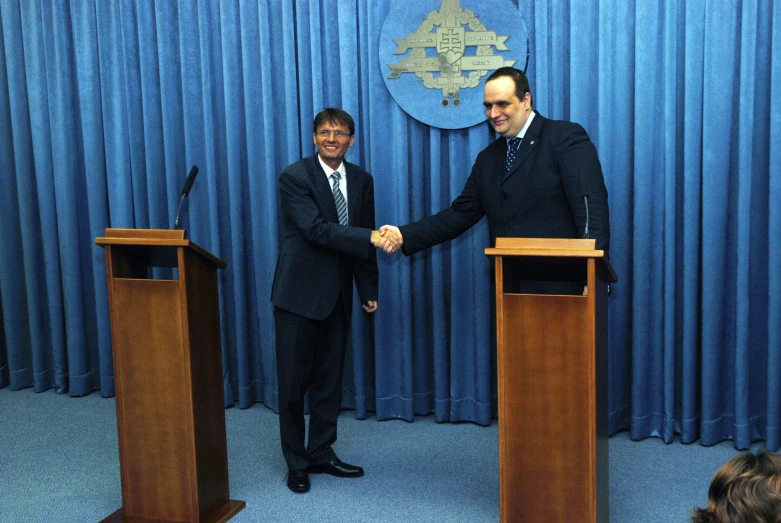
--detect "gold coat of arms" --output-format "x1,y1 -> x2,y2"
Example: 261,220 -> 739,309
387,0 -> 517,107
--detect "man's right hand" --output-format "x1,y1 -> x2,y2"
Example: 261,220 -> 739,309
373,225 -> 403,254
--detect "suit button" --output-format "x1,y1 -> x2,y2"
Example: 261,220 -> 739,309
507,223 -> 512,228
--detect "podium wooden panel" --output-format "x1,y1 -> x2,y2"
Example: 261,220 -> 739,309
95,229 -> 244,523
485,238 -> 617,523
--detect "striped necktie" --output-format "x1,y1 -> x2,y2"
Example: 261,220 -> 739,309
330,172 -> 348,225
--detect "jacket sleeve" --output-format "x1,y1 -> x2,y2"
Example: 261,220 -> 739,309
353,176 -> 379,304
555,122 -> 611,255
398,162 -> 486,256
279,167 -> 375,260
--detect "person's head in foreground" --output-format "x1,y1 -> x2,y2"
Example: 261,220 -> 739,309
691,450 -> 781,523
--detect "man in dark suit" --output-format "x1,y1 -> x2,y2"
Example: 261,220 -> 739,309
378,67 -> 610,265
271,108 -> 383,493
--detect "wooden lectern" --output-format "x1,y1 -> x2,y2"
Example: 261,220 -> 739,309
95,229 -> 245,523
485,238 -> 617,523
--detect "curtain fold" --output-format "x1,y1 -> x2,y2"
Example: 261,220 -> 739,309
767,0 -> 781,451
1,0 -> 779,450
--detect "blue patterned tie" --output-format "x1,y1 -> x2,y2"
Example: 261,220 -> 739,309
505,137 -> 521,172
330,172 -> 348,225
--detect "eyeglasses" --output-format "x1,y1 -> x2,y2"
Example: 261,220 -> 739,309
316,130 -> 351,139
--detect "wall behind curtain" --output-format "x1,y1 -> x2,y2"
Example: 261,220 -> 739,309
1,0 -> 779,450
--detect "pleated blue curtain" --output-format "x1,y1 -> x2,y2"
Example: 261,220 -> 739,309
1,0 -> 779,450
520,0 -> 781,449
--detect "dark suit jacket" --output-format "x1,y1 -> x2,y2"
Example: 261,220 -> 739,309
271,154 -> 379,321
400,112 -> 610,256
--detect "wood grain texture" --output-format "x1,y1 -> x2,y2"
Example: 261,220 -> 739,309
98,237 -> 243,523
499,294 -> 593,522
180,248 -> 230,521
490,245 -> 609,523
97,229 -> 227,270
102,500 -> 245,523
112,279 -> 195,521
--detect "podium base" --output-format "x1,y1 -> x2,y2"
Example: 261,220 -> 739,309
101,500 -> 246,523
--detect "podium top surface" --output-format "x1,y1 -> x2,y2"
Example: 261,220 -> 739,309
95,228 -> 227,269
485,237 -> 617,283
485,238 -> 603,258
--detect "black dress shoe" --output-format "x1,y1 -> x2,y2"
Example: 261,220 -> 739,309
308,458 -> 364,478
287,469 -> 310,493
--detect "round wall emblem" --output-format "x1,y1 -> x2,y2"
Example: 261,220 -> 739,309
380,0 -> 529,129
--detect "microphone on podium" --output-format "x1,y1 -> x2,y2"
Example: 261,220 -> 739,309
578,167 -> 591,240
174,166 -> 199,230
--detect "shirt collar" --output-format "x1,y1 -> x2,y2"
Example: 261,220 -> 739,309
505,110 -> 536,143
318,155 -> 346,179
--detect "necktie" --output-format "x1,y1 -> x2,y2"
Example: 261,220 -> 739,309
505,137 -> 521,172
330,172 -> 348,225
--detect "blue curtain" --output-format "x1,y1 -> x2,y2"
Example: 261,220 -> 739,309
1,0 -> 779,450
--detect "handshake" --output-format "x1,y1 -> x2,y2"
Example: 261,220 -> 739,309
370,225 -> 403,254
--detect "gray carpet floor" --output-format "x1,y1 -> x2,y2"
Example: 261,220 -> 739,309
0,387 -> 764,522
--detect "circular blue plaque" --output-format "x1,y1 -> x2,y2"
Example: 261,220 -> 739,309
380,0 -> 529,130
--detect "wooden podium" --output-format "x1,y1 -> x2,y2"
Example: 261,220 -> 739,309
95,229 -> 245,523
485,238 -> 617,523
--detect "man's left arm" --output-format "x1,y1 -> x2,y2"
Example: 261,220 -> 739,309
556,122 -> 611,255
353,176 -> 379,312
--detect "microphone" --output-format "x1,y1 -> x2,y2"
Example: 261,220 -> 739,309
174,166 -> 199,230
578,168 -> 591,239
181,165 -> 199,196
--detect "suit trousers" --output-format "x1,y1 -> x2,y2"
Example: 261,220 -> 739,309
274,299 -> 348,471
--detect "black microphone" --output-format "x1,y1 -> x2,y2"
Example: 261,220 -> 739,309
181,165 -> 199,196
174,166 -> 199,230
578,168 -> 591,239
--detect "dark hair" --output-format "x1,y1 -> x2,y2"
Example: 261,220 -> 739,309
691,450 -> 781,523
313,108 -> 355,136
486,67 -> 532,108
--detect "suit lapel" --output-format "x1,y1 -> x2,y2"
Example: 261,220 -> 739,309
344,162 -> 361,227
502,112 -> 543,183
309,155 -> 340,223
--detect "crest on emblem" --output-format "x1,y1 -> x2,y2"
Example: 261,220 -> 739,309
387,0 -> 516,107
